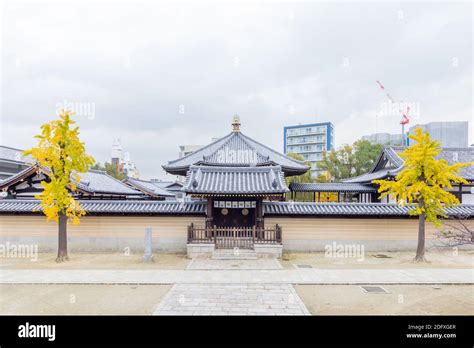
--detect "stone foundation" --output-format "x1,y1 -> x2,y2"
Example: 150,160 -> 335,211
186,243 -> 283,258
186,243 -> 215,258
254,244 -> 283,258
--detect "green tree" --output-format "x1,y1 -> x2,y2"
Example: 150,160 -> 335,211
92,162 -> 125,180
24,110 -> 95,262
285,152 -> 314,201
318,145 -> 355,181
373,128 -> 472,262
353,140 -> 383,176
318,141 -> 382,181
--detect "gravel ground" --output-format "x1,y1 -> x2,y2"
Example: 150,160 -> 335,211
295,284 -> 474,315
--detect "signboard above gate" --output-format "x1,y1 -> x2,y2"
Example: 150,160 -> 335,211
213,201 -> 256,209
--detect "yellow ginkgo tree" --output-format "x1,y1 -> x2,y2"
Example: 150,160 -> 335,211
24,110 -> 95,262
373,128 -> 472,262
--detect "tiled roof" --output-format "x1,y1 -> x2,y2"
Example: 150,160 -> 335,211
124,177 -> 175,197
290,182 -> 377,193
0,145 -> 31,163
0,199 -> 205,214
0,165 -> 142,196
0,199 -> 472,217
0,165 -> 38,188
183,165 -> 289,195
77,170 -> 142,195
152,181 -> 184,192
343,168 -> 401,184
344,146 -> 474,183
163,131 -> 309,176
264,202 -> 474,217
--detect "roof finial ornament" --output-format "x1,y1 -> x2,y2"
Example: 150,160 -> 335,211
232,114 -> 241,132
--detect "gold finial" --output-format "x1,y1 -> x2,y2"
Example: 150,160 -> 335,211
232,114 -> 241,132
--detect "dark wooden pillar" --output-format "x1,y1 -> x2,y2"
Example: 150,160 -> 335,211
256,198 -> 264,230
371,192 -> 379,203
459,184 -> 463,203
206,197 -> 214,230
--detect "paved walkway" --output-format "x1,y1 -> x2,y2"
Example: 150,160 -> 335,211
153,283 -> 310,315
186,258 -> 282,270
1,268 -> 472,284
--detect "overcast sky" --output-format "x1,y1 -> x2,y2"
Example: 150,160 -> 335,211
0,0 -> 472,179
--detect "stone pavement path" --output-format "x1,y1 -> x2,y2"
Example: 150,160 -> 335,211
1,268 -> 472,284
186,258 -> 282,270
153,283 -> 310,315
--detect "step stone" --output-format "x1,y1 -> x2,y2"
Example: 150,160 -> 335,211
212,249 -> 258,260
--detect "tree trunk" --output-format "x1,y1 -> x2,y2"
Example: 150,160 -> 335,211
56,213 -> 69,262
415,200 -> 426,262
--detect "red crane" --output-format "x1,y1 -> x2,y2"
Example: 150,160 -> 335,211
376,80 -> 410,145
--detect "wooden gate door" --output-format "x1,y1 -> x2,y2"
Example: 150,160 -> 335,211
214,227 -> 254,250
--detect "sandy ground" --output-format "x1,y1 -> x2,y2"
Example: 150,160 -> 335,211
0,252 -> 190,270
1,250 -> 473,270
295,284 -> 474,315
0,284 -> 171,315
281,250 -> 474,269
1,283 -> 471,315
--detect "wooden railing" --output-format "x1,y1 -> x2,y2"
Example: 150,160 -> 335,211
187,223 -> 282,248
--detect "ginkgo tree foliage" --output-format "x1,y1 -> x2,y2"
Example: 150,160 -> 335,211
373,128 -> 472,262
24,110 -> 95,262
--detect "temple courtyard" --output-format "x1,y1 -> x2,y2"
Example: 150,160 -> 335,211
0,251 -> 473,315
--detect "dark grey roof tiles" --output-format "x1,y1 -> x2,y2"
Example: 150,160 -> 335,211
183,165 -> 289,195
0,199 -> 472,217
436,147 -> 474,180
343,168 -> 401,184
77,170 -> 142,195
0,165 -> 142,196
344,146 -> 474,183
290,182 -> 377,193
124,177 -> 175,197
264,201 -> 474,217
0,199 -> 205,214
0,145 -> 31,163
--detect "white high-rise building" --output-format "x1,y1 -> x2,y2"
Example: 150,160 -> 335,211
111,139 -> 140,178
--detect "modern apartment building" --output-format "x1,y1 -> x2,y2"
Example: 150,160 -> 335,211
283,122 -> 334,178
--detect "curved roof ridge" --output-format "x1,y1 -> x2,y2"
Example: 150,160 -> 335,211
239,132 -> 308,169
163,129 -> 309,176
166,132 -> 234,166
